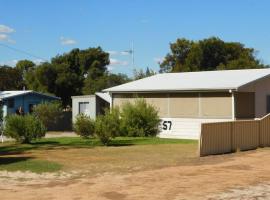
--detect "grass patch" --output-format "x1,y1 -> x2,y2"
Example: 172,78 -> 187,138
0,158 -> 62,173
0,136 -> 197,174
32,136 -> 197,147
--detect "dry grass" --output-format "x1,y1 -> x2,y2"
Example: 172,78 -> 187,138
0,137 -> 198,176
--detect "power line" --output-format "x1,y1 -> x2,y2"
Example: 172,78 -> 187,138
0,43 -> 48,62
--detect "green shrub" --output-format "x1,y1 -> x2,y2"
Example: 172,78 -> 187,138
120,99 -> 161,137
33,101 -> 62,129
95,108 -> 120,145
73,114 -> 95,138
4,114 -> 46,143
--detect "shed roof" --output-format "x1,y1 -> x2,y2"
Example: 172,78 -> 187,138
0,90 -> 60,100
103,68 -> 270,93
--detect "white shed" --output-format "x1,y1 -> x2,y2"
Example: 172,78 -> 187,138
71,92 -> 111,122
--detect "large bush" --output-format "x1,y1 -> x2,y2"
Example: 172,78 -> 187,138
95,108 -> 120,145
4,114 -> 46,143
33,101 -> 62,129
73,114 -> 95,138
0,105 -> 3,135
120,99 -> 161,137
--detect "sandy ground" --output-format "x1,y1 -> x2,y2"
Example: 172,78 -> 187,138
1,149 -> 270,200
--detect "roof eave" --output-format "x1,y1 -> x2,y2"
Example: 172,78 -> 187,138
105,88 -> 237,93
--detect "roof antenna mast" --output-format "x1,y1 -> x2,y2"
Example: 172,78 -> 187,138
131,41 -> 134,68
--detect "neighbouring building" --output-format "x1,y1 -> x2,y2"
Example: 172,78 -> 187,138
103,68 -> 270,139
71,92 -> 111,122
0,90 -> 60,118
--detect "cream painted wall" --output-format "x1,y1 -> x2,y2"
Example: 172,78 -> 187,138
112,92 -> 232,119
71,95 -> 96,122
239,77 -> 270,118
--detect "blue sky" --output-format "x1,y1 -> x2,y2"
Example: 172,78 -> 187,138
1,0 -> 270,76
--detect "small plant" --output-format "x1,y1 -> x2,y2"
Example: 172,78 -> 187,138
95,108 -> 120,145
73,114 -> 95,138
33,101 -> 62,129
4,114 -> 46,143
120,99 -> 161,137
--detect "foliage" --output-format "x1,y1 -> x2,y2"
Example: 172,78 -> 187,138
15,60 -> 35,75
160,37 -> 267,73
133,67 -> 156,80
0,105 -> 3,134
24,47 -> 110,106
120,99 -> 161,137
73,114 -> 95,138
4,115 -> 46,143
83,72 -> 130,94
0,65 -> 23,90
0,105 -> 3,122
95,108 -> 121,145
33,101 -> 62,129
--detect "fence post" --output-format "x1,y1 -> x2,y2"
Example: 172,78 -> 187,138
230,122 -> 233,153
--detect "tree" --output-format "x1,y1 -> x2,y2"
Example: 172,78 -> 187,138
0,65 -> 23,90
25,47 -> 110,106
33,101 -> 62,129
83,72 -> 130,94
133,67 -> 156,80
16,60 -> 35,74
160,37 -> 266,73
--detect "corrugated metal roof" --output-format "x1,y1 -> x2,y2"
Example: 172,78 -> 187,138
0,90 -> 59,100
103,68 -> 270,92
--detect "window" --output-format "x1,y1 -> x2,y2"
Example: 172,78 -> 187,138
29,104 -> 35,113
267,96 -> 270,113
79,102 -> 89,114
7,98 -> 14,108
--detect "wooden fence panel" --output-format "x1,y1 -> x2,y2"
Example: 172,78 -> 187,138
200,122 -> 232,156
200,114 -> 270,156
260,114 -> 270,147
231,120 -> 259,151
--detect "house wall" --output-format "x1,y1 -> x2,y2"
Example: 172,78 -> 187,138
234,92 -> 255,119
4,93 -> 57,117
112,92 -> 233,139
96,96 -> 110,116
239,77 -> 270,118
71,96 -> 96,122
112,92 -> 232,119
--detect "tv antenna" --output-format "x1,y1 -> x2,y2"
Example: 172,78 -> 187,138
122,42 -> 134,68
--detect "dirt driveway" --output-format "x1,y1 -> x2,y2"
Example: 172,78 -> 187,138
1,148 -> 270,200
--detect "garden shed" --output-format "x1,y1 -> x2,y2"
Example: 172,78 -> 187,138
71,92 -> 111,122
104,68 -> 270,139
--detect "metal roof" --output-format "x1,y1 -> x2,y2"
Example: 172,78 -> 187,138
0,90 -> 60,100
95,92 -> 111,103
103,68 -> 270,93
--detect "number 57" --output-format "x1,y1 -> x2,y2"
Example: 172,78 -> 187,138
162,121 -> 172,130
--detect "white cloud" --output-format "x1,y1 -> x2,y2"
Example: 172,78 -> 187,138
110,58 -> 128,66
154,57 -> 165,64
0,33 -> 15,43
107,65 -> 114,71
0,25 -> 15,33
33,59 -> 45,65
107,51 -> 118,55
0,59 -> 18,67
60,36 -> 77,45
0,34 -> 8,40
107,50 -> 132,56
120,51 -> 131,55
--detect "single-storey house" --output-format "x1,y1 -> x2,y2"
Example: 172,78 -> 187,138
71,92 -> 111,122
104,68 -> 270,139
0,90 -> 60,118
